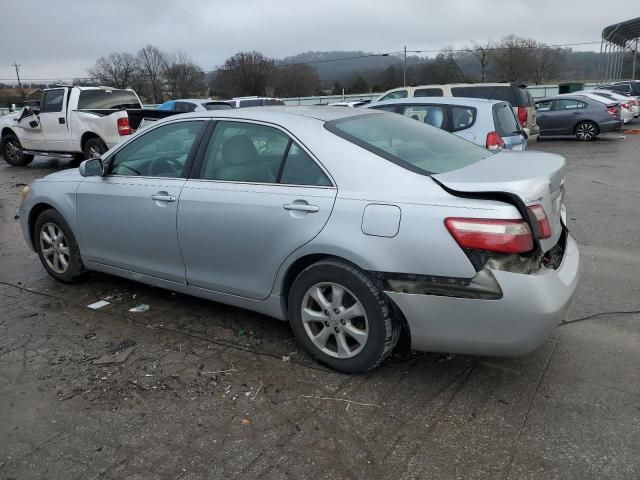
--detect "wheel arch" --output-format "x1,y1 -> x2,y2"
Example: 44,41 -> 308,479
1,127 -> 17,138
80,132 -> 103,152
573,119 -> 600,135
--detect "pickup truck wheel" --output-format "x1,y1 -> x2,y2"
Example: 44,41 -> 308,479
0,134 -> 35,166
84,138 -> 107,159
289,260 -> 400,373
34,209 -> 85,283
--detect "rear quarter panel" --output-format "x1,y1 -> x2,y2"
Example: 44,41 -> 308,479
70,110 -> 128,151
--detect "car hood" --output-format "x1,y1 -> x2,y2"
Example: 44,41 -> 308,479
41,168 -> 83,182
433,151 -> 567,252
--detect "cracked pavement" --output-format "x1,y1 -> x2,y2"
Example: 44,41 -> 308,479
1,131 -> 639,479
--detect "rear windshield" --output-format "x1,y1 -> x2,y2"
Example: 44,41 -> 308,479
451,85 -> 532,107
204,102 -> 233,110
325,113 -> 491,175
78,89 -> 141,109
493,103 -> 520,136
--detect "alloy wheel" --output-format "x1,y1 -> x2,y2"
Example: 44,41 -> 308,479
301,282 -> 369,359
39,222 -> 70,274
5,138 -> 23,163
576,122 -> 596,140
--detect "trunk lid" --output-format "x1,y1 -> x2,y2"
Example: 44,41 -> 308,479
433,151 -> 566,252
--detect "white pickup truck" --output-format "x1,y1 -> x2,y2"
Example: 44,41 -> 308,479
0,86 -> 174,166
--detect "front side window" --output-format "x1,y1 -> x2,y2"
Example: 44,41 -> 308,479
536,101 -> 552,112
414,88 -> 443,97
41,89 -> 65,113
326,113 -> 491,175
380,90 -> 408,101
108,121 -> 203,177
401,105 -> 446,129
199,121 -> 290,183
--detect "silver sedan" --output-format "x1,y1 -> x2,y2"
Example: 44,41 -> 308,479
19,107 -> 579,373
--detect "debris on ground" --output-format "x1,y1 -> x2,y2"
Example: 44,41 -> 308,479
282,355 -> 290,362
129,304 -> 149,313
241,417 -> 251,425
84,332 -> 96,339
92,346 -> 136,365
87,300 -> 110,310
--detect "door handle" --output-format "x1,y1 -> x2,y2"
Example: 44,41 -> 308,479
151,193 -> 176,202
283,203 -> 319,213
58,117 -> 65,124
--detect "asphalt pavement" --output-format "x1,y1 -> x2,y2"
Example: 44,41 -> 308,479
0,130 -> 639,479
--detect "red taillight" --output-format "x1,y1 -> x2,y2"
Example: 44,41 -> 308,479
527,204 -> 551,239
517,106 -> 528,127
620,102 -> 629,110
117,117 -> 132,136
444,218 -> 533,254
485,131 -> 506,150
630,99 -> 638,107
607,106 -> 619,116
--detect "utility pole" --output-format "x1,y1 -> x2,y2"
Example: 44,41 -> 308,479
633,38 -> 638,80
403,46 -> 407,87
13,62 -> 24,98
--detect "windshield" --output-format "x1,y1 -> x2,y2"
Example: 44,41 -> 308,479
78,89 -> 141,109
325,113 -> 491,175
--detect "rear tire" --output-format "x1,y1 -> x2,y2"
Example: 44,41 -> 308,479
288,260 -> 400,373
34,209 -> 85,283
574,121 -> 599,141
83,137 -> 107,159
0,134 -> 34,166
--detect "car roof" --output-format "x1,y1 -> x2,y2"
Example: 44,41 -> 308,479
369,97 -> 502,107
157,105 -> 379,124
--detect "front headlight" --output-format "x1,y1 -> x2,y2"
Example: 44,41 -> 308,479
20,185 -> 31,201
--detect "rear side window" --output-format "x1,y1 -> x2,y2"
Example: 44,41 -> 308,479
204,102 -> 233,110
401,105 -> 446,129
536,101 -> 552,112
414,88 -> 443,97
78,90 -> 141,109
451,86 -> 531,107
380,90 -> 408,101
280,143 -> 332,186
450,106 -> 477,131
41,89 -> 65,113
607,84 -> 631,94
174,101 -> 196,113
493,103 -> 520,136
325,113 -> 491,175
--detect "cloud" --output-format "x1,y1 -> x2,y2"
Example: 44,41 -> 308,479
0,0 -> 629,80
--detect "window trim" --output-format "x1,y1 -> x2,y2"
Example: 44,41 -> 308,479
189,118 -> 336,188
102,118 -> 208,179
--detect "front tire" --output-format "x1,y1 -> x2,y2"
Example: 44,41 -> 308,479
83,137 -> 107,159
574,121 -> 599,141
0,134 -> 35,166
34,209 -> 85,283
289,260 -> 399,373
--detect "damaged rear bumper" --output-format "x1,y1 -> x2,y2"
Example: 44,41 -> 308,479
385,234 -> 580,356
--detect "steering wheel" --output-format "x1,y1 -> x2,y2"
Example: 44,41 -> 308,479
148,157 -> 183,177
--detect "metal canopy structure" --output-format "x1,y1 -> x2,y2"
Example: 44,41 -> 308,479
598,16 -> 640,83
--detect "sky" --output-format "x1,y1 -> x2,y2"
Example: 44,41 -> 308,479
0,0 -> 634,82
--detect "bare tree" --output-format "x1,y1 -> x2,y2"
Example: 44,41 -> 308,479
214,51 -> 275,97
489,35 -> 538,83
89,53 -> 140,89
137,45 -> 167,103
532,47 -> 565,85
163,51 -> 206,98
272,64 -> 320,97
466,41 -> 493,81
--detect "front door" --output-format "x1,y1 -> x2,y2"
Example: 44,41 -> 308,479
38,88 -> 72,152
178,120 -> 337,300
76,119 -> 206,283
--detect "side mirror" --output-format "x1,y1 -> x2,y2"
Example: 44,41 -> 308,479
79,158 -> 104,177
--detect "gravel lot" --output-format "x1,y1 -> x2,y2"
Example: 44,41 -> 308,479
1,130 -> 639,480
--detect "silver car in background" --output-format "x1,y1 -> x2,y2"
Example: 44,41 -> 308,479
19,107 -> 579,373
366,97 -> 528,151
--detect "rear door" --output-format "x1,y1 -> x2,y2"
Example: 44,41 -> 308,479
39,88 -> 72,152
178,120 -> 336,300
